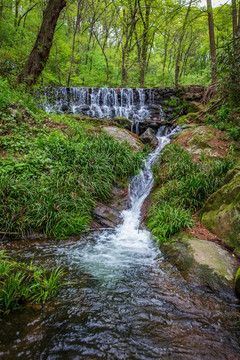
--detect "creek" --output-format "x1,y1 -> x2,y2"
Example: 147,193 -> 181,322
0,127 -> 240,360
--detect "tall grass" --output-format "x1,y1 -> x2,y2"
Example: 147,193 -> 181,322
0,82 -> 145,238
0,250 -> 65,315
148,143 -> 236,243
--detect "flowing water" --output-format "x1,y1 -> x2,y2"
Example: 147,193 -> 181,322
0,127 -> 240,360
41,87 -> 165,122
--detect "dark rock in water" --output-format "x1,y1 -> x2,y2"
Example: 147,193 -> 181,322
140,128 -> 159,149
61,104 -> 69,111
91,183 -> 130,229
92,204 -> 122,228
81,105 -> 90,111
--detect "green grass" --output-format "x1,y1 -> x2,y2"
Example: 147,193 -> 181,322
0,250 -> 65,315
204,104 -> 240,141
0,79 -> 145,238
148,143 -> 236,244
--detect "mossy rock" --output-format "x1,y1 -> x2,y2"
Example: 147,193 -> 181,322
189,126 -> 215,149
235,268 -> 240,296
160,231 -> 236,296
199,162 -> 240,256
187,101 -> 205,113
103,126 -> 144,151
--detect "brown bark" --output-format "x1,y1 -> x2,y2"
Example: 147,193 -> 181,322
18,0 -> 66,86
207,0 -> 217,84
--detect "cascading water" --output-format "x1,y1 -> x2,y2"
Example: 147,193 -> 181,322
0,127 -> 240,359
42,87 -> 165,123
79,125 -> 178,281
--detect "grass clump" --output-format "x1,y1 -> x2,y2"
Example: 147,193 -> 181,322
204,104 -> 240,141
148,143 -> 236,244
0,250 -> 65,315
0,80 -> 145,239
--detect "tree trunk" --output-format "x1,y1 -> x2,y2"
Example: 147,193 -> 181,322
18,0 -> 66,86
138,0 -> 151,87
67,0 -> 82,87
175,0 -> 192,87
207,0 -> 217,84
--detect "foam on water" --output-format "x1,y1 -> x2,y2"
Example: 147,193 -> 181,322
77,126 -> 180,281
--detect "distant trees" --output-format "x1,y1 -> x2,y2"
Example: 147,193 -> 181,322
0,0 -> 235,88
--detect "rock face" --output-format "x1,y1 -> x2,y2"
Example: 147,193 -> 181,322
139,128 -> 159,149
103,126 -> 144,151
198,162 -> 240,256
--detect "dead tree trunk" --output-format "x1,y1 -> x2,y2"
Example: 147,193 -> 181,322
18,0 -> 66,86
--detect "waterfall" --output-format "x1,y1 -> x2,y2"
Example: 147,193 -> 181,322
41,87 -> 166,122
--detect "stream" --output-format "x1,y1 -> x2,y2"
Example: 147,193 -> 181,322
0,127 -> 240,360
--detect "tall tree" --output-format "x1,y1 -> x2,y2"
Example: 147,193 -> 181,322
175,0 -> 193,87
207,0 -> 217,83
18,0 -> 67,86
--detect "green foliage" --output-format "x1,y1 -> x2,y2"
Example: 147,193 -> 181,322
218,37 -> 240,106
148,143 -> 236,244
204,104 -> 240,141
0,83 -> 145,238
0,250 -> 65,315
148,202 -> 193,243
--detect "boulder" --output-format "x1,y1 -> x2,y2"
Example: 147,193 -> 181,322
186,126 -> 223,160
103,126 -> 144,151
139,128 -> 159,149
160,231 -> 238,296
198,162 -> 240,256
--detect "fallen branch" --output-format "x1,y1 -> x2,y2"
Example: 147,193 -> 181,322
191,97 -> 224,123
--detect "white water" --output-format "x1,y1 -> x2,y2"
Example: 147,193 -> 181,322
1,125 -> 240,360
76,125 -> 180,282
42,87 -> 165,122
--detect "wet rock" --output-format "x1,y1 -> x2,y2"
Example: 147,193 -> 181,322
61,104 -> 69,111
91,183 -> 130,229
91,203 -> 122,228
140,128 -> 159,149
80,105 -> 90,111
198,162 -> 240,257
103,126 -> 144,151
161,231 -> 239,297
